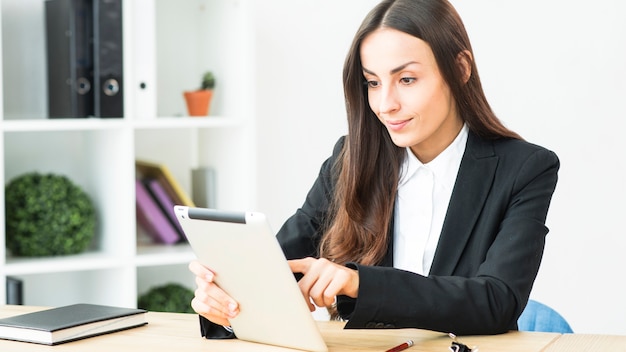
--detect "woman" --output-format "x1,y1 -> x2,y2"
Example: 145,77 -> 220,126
189,0 -> 559,336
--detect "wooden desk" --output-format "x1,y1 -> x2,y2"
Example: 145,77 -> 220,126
0,305 -> 611,352
542,333 -> 626,351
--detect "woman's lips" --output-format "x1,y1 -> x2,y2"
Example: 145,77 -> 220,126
386,118 -> 412,131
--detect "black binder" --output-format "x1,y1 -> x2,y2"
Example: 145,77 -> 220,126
45,0 -> 94,118
93,0 -> 124,118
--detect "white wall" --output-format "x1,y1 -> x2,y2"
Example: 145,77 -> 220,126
252,0 -> 378,226
450,1 -> 626,335
253,0 -> 626,335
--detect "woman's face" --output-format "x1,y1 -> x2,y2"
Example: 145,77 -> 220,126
361,28 -> 463,163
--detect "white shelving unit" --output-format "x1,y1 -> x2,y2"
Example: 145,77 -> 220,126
0,0 -> 255,307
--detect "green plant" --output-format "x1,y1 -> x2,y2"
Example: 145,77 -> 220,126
4,172 -> 96,257
200,71 -> 216,90
137,283 -> 195,313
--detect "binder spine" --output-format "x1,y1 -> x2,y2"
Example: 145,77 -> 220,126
45,0 -> 94,118
131,0 -> 157,119
93,0 -> 124,118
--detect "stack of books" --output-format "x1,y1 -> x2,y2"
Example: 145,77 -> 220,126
135,160 -> 195,245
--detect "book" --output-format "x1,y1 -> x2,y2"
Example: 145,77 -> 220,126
135,179 -> 180,244
135,159 -> 195,207
143,177 -> 185,239
0,304 -> 147,345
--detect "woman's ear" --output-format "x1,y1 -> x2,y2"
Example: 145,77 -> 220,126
456,50 -> 472,84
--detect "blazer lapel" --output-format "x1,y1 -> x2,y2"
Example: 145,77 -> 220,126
429,132 -> 498,276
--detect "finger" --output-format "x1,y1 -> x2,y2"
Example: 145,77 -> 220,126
307,262 -> 339,308
192,267 -> 239,319
189,260 -> 215,281
316,265 -> 359,302
296,276 -> 316,312
309,276 -> 336,308
303,296 -> 316,312
321,269 -> 351,306
288,258 -> 318,311
288,257 -> 314,274
294,259 -> 324,310
191,295 -> 231,327
306,259 -> 357,307
193,281 -> 240,318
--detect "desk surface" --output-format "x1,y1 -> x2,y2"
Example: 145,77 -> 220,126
542,333 -> 626,352
0,305 -> 623,351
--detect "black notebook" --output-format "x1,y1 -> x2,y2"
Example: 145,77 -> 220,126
0,304 -> 147,345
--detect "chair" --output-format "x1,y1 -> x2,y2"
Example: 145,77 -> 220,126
517,299 -> 573,333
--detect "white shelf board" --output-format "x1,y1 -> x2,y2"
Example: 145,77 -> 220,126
1,118 -> 127,132
0,116 -> 242,132
131,116 -> 242,129
4,251 -> 130,275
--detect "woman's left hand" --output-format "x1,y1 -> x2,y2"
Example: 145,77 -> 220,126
288,257 -> 359,311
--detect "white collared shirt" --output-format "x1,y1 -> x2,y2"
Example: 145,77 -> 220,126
393,124 -> 468,276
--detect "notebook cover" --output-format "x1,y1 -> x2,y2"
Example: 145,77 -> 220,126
0,304 -> 145,332
0,304 -> 147,345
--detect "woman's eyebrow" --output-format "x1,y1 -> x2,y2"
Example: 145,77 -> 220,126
362,61 -> 421,76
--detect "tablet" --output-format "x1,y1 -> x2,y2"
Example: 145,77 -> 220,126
174,206 -> 328,352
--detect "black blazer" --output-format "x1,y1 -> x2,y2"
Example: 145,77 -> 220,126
199,131 -> 559,337
275,131 -> 559,335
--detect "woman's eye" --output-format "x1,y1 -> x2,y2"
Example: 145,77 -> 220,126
400,77 -> 416,85
366,80 -> 380,88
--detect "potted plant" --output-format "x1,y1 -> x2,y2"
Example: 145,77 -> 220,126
183,71 -> 215,117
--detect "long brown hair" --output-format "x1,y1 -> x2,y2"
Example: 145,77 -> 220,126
319,0 -> 521,267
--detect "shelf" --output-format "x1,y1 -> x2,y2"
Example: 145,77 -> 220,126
4,251 -> 130,276
1,116 -> 242,132
1,118 -> 127,132
0,0 -> 254,308
131,116 -> 242,130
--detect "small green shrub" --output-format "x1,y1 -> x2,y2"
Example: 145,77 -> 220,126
5,172 -> 96,257
138,283 -> 195,313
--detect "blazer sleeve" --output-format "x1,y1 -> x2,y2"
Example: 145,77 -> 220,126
341,144 -> 560,335
199,316 -> 235,339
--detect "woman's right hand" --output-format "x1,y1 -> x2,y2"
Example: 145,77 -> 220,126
188,260 -> 239,326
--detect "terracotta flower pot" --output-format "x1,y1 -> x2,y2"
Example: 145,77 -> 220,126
183,90 -> 213,116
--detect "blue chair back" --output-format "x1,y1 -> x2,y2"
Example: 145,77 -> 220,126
518,300 -> 573,333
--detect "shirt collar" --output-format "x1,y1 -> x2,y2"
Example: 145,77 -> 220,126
399,123 -> 469,187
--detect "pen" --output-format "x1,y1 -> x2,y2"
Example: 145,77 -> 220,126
385,339 -> 414,352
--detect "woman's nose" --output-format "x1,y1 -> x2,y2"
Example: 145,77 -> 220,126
378,84 -> 400,115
